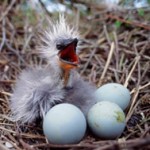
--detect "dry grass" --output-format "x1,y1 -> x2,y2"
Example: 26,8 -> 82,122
0,1 -> 150,150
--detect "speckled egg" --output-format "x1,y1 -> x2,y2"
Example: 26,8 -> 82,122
95,83 -> 131,110
87,101 -> 126,139
43,103 -> 87,144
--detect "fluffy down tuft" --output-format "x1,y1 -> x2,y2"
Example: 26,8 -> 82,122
10,67 -> 65,124
38,14 -> 79,61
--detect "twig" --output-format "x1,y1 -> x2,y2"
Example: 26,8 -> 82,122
103,25 -> 111,45
0,80 -> 16,84
32,142 -> 97,149
124,56 -> 140,87
0,91 -> 12,96
38,0 -> 52,16
0,114 -> 13,121
5,42 -> 28,66
19,139 -> 35,150
131,81 -> 150,94
126,43 -> 142,122
0,18 -> 6,51
2,135 -> 21,150
126,87 -> 140,122
98,42 -> 115,87
106,13 -> 150,31
0,126 -> 45,139
0,0 -> 16,22
122,49 -> 150,60
80,48 -> 97,75
32,136 -> 150,149
94,136 -> 150,150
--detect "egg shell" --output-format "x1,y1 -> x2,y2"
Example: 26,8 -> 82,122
95,83 -> 131,110
87,101 -> 126,139
43,103 -> 87,144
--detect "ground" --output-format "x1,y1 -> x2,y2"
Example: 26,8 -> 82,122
0,1 -> 150,150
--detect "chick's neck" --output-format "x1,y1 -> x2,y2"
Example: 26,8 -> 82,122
62,69 -> 71,87
59,56 -> 78,87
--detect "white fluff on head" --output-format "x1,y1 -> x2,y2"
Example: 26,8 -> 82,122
38,14 -> 79,61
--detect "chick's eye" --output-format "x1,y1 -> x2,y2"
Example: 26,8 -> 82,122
56,44 -> 65,50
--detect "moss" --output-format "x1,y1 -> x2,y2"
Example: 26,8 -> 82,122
115,111 -> 125,123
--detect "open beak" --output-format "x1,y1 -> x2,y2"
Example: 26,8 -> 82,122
58,39 -> 79,70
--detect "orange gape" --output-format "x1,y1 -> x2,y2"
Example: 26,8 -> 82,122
58,39 -> 79,86
59,59 -> 79,86
58,41 -> 79,69
59,59 -> 78,70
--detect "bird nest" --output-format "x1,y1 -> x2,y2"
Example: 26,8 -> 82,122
0,1 -> 150,150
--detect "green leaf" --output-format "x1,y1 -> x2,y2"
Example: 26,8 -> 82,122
137,9 -> 144,17
115,20 -> 122,29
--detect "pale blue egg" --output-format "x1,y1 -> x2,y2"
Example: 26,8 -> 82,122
87,101 -> 126,139
95,83 -> 131,110
43,103 -> 87,144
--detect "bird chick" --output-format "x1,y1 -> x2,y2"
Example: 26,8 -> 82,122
10,15 -> 96,124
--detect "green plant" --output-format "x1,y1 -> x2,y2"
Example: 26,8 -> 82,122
137,8 -> 144,17
115,20 -> 122,29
